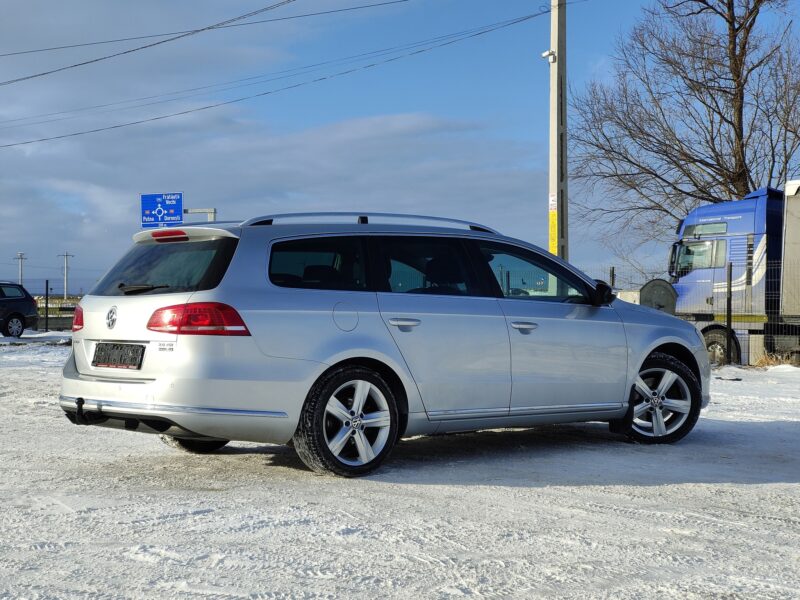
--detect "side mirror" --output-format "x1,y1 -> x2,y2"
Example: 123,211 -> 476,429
592,280 -> 614,306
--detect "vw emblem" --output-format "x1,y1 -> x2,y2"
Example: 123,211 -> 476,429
106,306 -> 118,330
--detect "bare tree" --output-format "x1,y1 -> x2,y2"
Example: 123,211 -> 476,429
571,0 -> 800,243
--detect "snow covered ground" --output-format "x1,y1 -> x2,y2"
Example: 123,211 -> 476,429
1,341 -> 798,599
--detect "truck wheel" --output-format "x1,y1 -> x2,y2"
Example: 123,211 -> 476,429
626,352 -> 702,444
293,366 -> 398,477
159,435 -> 229,453
703,329 -> 739,365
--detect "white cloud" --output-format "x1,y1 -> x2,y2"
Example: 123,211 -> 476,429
0,1 -> 584,293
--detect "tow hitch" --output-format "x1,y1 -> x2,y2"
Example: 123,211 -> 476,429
72,398 -> 106,426
75,398 -> 89,425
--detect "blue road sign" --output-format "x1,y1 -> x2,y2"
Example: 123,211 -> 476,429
141,193 -> 183,228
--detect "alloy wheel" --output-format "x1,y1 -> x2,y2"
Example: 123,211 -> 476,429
631,367 -> 692,437
323,379 -> 392,466
7,317 -> 23,337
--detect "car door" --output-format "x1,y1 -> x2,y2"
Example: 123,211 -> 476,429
369,236 -> 511,420
470,240 -> 628,415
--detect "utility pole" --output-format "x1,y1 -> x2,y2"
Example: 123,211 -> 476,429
15,252 -> 26,284
58,252 -> 74,300
542,1 -> 568,259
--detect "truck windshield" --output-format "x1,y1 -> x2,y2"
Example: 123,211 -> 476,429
670,240 -> 725,277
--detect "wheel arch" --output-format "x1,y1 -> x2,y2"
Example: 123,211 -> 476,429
646,342 -> 701,385
312,356 -> 411,439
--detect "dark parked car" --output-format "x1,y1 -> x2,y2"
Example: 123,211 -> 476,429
0,282 -> 38,337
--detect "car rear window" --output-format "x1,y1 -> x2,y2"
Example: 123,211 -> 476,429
90,238 -> 238,296
269,237 -> 367,291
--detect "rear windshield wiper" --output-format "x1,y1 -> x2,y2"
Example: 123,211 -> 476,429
118,283 -> 170,295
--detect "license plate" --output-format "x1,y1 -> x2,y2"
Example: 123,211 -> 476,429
92,343 -> 145,369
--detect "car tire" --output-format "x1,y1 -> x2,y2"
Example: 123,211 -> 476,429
625,352 -> 702,444
293,366 -> 399,477
703,329 -> 739,365
2,314 -> 24,338
159,435 -> 229,453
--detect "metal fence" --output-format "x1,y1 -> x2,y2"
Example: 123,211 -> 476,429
579,261 -> 800,366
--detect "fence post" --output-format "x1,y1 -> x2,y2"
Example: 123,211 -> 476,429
44,279 -> 49,333
726,262 -> 733,364
609,266 -> 616,289
505,271 -> 511,295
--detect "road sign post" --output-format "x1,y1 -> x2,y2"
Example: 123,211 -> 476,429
141,193 -> 183,228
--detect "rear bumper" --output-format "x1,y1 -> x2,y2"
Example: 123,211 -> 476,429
59,395 -> 289,440
59,351 -> 316,444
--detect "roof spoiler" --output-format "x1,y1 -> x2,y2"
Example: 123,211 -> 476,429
132,226 -> 239,244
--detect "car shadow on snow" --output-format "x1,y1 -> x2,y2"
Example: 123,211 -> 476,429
200,417 -> 800,487
116,420 -> 795,489
363,419 -> 800,487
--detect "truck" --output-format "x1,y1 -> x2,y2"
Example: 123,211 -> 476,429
667,180 -> 800,365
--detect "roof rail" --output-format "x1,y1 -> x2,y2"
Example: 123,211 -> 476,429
241,212 -> 499,234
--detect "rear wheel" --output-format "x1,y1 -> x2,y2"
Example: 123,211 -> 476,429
704,329 -> 739,365
293,366 -> 398,477
2,314 -> 24,338
159,435 -> 229,454
626,352 -> 701,444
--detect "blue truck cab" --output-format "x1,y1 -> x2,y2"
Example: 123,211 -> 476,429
668,182 -> 800,364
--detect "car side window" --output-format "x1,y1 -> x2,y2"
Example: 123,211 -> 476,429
474,241 -> 590,303
1,286 -> 24,298
269,236 -> 367,291
372,236 -> 483,296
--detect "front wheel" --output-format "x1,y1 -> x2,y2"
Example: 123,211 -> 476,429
625,352 -> 702,444
293,367 -> 398,477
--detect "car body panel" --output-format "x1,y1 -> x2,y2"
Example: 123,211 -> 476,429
499,300 -> 628,413
377,292 -> 511,419
60,218 -> 711,447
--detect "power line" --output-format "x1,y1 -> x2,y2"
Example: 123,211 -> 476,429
0,1 -> 409,59
0,12 -> 549,149
0,18 -> 510,131
0,261 -> 104,273
0,0 -> 298,88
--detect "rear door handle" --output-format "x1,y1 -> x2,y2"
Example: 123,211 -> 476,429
511,321 -> 538,333
388,318 -> 421,329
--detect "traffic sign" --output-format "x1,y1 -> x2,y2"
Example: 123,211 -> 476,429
141,193 -> 183,228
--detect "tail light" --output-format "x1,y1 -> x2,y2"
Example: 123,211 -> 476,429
147,303 -> 250,336
72,305 -> 84,332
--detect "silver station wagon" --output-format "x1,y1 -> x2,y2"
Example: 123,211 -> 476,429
61,213 -> 710,476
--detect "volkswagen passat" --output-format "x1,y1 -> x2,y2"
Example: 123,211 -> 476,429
60,213 -> 710,476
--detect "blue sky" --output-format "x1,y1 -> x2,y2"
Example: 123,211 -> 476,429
0,0 -> 792,293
